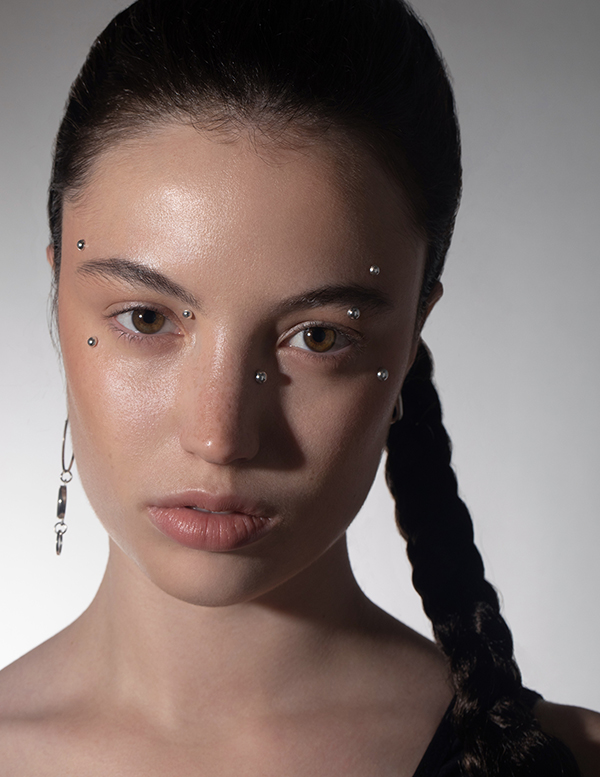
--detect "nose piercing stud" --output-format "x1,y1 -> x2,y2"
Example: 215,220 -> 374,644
87,337 -> 98,347
347,307 -> 360,320
255,371 -> 268,384
377,368 -> 389,381
77,240 -> 86,251
369,265 -> 380,276
182,310 -> 192,318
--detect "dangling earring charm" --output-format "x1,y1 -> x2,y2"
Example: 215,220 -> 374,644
55,418 -> 74,556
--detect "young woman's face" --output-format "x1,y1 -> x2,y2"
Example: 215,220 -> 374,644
57,123 -> 433,606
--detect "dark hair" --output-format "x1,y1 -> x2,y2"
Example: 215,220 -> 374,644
48,1 -> 578,774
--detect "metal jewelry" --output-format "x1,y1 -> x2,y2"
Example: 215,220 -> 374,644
347,307 -> 360,320
182,310 -> 192,318
77,239 -> 86,251
391,395 -> 403,423
377,368 -> 389,382
87,336 -> 98,347
369,265 -> 380,276
255,371 -> 268,384
55,418 -> 75,556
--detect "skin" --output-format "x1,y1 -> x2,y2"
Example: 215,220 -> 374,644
0,122 -> 598,776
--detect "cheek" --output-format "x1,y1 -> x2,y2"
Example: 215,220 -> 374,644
62,335 -> 180,506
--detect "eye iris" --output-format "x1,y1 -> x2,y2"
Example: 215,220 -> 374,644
304,327 -> 336,352
132,309 -> 165,334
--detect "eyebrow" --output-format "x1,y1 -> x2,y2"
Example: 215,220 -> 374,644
77,258 -> 201,309
278,284 -> 394,315
77,257 -> 393,314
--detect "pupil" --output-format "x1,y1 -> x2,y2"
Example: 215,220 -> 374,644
142,310 -> 157,324
311,328 -> 326,342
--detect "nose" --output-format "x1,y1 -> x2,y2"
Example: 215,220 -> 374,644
178,335 -> 263,466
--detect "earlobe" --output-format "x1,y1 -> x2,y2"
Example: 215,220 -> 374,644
46,244 -> 55,270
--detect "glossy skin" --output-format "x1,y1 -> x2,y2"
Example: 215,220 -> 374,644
58,124 -> 430,609
0,123 -> 598,776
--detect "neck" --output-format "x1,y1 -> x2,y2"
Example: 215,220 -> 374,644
74,536 -> 370,728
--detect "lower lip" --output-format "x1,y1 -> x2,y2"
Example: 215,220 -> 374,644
147,506 -> 274,551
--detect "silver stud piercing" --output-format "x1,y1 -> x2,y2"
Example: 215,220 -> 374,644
182,310 -> 192,318
377,368 -> 389,382
369,265 -> 380,276
347,307 -> 360,320
77,239 -> 86,251
87,337 -> 98,347
55,418 -> 75,556
255,371 -> 268,384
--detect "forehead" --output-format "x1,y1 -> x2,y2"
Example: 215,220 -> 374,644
62,123 -> 425,300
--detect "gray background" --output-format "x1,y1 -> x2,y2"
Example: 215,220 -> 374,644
1,1 -> 599,709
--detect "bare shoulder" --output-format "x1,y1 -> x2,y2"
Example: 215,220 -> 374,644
534,699 -> 600,777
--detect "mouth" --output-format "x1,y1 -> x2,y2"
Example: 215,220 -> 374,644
147,491 -> 276,552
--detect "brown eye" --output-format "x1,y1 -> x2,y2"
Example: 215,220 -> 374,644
303,327 -> 336,352
132,309 -> 166,334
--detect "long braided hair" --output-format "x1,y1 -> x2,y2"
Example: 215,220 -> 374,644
48,0 -> 579,772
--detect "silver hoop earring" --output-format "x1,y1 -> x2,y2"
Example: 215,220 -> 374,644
55,418 -> 75,556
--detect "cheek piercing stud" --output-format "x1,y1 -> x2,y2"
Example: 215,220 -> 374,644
377,368 -> 389,382
369,265 -> 380,276
87,337 -> 98,347
255,371 -> 268,384
77,240 -> 86,251
347,307 -> 360,320
182,310 -> 192,319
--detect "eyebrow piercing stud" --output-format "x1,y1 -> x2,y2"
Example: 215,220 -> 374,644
369,265 -> 380,276
87,337 -> 98,347
347,307 -> 361,320
182,310 -> 192,319
77,239 -> 86,251
255,371 -> 268,384
377,368 -> 389,382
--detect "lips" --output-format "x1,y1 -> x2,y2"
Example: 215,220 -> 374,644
147,490 -> 276,552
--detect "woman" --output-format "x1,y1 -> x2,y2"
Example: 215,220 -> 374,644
0,0 -> 598,774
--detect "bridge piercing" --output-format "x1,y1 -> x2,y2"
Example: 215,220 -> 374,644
77,240 -> 86,251
87,337 -> 98,347
347,307 -> 360,320
376,368 -> 389,381
255,371 -> 268,384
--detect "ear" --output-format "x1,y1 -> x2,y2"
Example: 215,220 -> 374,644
46,244 -> 55,270
408,281 -> 443,365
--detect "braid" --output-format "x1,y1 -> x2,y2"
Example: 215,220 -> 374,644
386,342 -> 580,776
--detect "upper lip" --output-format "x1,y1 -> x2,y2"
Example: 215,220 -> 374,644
150,490 -> 273,518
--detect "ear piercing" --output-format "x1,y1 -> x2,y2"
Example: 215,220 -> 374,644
377,368 -> 389,381
369,265 -> 380,276
255,371 -> 268,384
87,337 -> 98,347
347,307 -> 360,320
77,239 -> 86,251
182,310 -> 192,318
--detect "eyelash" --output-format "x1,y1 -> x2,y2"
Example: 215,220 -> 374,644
107,307 -> 363,359
107,304 -> 179,344
281,321 -> 362,359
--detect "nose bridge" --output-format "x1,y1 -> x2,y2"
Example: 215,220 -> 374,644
179,324 -> 262,465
